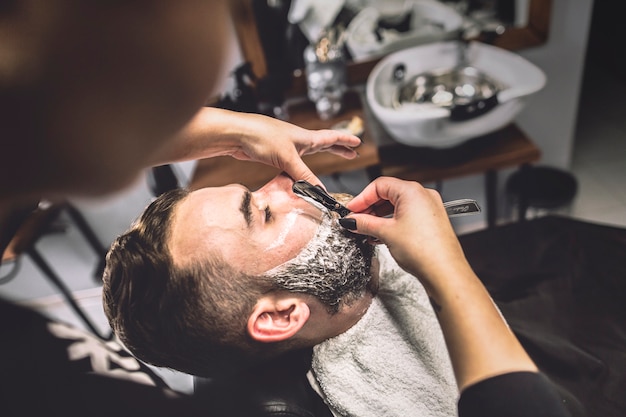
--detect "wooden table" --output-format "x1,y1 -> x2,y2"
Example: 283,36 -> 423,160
190,90 -> 541,227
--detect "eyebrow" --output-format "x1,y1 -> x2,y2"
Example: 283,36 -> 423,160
240,190 -> 253,227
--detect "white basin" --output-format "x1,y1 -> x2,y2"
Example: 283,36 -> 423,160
345,0 -> 463,62
366,40 -> 547,148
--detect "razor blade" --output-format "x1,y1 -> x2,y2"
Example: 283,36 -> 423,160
293,180 -> 481,219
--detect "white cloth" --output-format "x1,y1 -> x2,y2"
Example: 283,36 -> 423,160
288,0 -> 345,43
310,246 -> 458,417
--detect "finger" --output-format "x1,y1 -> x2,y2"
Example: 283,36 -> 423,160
297,131 -> 361,154
345,177 -> 396,212
322,145 -> 359,159
319,131 -> 362,148
282,157 -> 324,188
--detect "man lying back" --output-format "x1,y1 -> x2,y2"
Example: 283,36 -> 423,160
103,173 -> 572,417
102,172 -> 459,416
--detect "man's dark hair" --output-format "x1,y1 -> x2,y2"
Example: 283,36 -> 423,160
102,188 -> 297,378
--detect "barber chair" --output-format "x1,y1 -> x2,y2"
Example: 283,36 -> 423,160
146,164 -> 181,197
0,199 -> 111,340
192,348 -> 333,417
459,215 -> 624,417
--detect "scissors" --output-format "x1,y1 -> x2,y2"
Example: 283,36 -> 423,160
292,180 -> 481,218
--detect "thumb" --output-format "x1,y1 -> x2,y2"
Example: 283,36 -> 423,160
282,158 -> 324,188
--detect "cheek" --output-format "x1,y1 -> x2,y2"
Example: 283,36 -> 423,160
259,215 -> 320,272
222,234 -> 267,274
265,210 -> 304,251
275,233 -> 311,260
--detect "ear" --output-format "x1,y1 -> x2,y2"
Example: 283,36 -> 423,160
247,296 -> 311,343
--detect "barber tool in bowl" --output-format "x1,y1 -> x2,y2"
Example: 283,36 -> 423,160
293,180 -> 480,218
366,40 -> 546,148
391,64 -> 501,121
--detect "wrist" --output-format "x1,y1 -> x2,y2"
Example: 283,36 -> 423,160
181,108 -> 252,159
417,259 -> 479,301
200,108 -> 247,153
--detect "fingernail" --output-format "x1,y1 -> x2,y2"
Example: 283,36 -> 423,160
339,218 -> 357,230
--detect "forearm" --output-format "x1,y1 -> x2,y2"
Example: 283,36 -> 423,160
341,177 -> 563,412
148,107 -> 247,165
422,261 -> 538,391
146,107 -> 360,185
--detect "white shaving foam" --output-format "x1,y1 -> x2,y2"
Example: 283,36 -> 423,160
265,213 -> 333,273
266,208 -> 303,251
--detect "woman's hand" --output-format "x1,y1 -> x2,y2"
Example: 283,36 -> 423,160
155,108 -> 361,187
341,177 -> 467,281
229,112 -> 361,186
342,176 -> 539,391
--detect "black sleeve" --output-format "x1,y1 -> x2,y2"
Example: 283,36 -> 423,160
458,372 -> 573,417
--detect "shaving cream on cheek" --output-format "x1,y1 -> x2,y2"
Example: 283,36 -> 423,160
266,208 -> 303,251
264,213 -> 333,273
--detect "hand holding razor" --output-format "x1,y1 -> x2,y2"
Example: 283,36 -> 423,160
293,180 -> 481,219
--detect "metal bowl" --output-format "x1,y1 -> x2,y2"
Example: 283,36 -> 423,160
392,66 -> 503,109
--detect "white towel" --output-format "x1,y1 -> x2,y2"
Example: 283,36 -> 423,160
311,246 -> 458,417
288,0 -> 346,43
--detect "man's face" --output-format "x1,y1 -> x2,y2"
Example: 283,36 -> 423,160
266,208 -> 377,314
169,173 -> 377,310
170,173 -> 334,274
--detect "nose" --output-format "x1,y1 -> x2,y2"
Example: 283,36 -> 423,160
254,173 -> 321,215
255,172 -> 294,193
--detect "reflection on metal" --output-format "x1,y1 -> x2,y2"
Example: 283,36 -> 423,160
393,65 -> 503,109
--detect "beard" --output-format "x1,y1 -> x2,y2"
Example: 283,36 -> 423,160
264,206 -> 376,315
